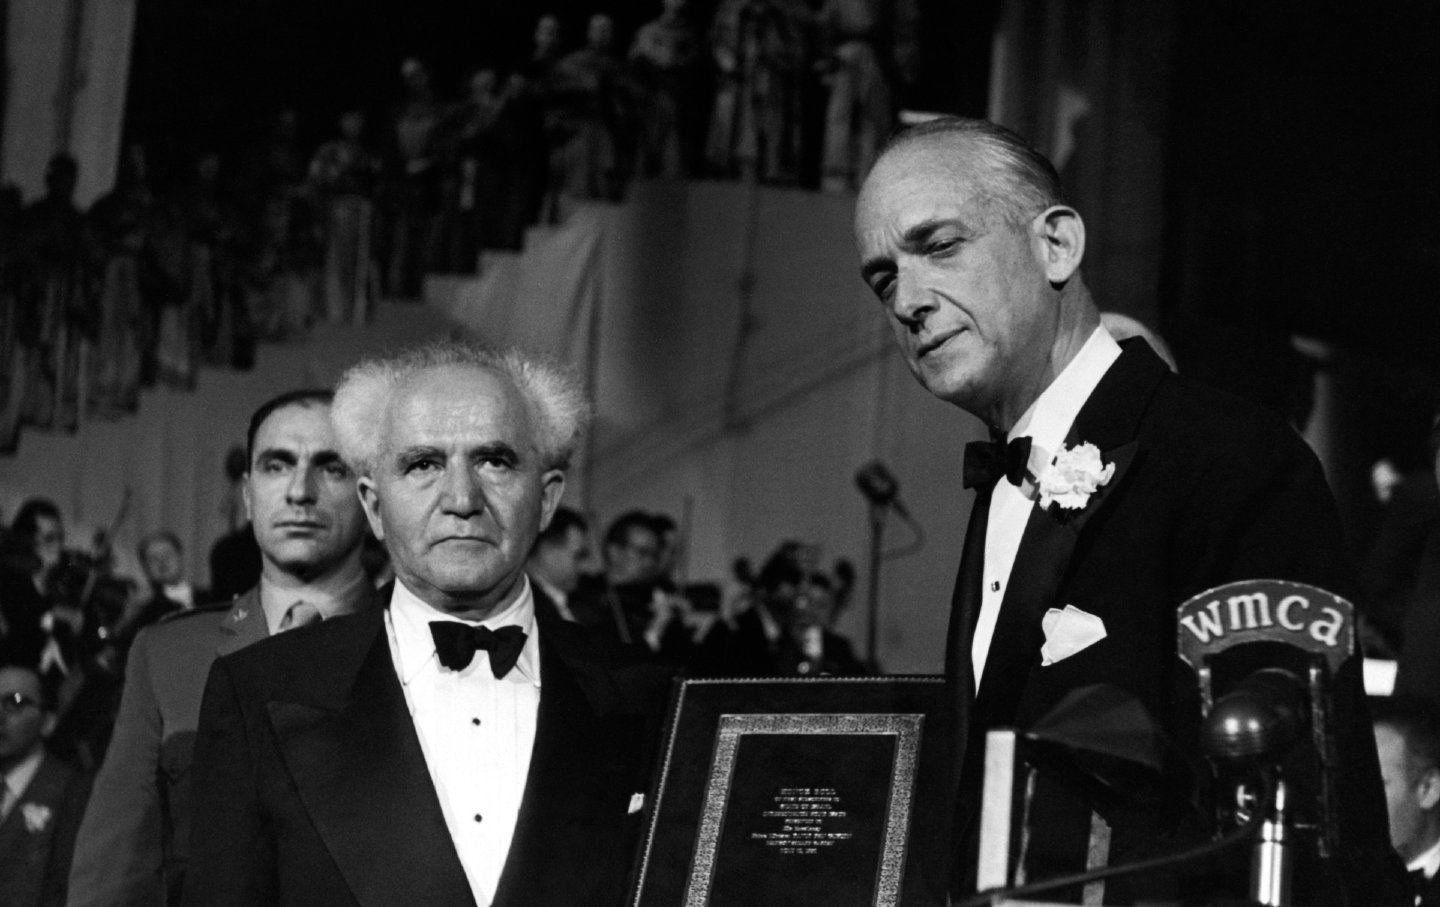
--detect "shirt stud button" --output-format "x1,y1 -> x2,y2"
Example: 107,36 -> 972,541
474,814 -> 483,822
472,718 -> 480,726
990,581 -> 1000,592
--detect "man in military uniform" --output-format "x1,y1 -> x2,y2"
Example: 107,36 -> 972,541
68,389 -> 377,905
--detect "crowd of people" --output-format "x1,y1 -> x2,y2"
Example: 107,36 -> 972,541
0,134 -> 377,458
0,1 -> 917,460
0,493 -> 870,763
530,507 -> 868,677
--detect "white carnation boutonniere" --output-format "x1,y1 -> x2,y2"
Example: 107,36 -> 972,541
21,802 -> 53,834
1037,441 -> 1115,515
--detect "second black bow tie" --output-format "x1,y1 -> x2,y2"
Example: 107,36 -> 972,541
962,435 -> 1033,490
429,622 -> 528,678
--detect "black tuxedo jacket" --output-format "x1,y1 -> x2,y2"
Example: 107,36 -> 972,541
1418,868 -> 1440,907
948,340 -> 1406,905
181,598 -> 674,907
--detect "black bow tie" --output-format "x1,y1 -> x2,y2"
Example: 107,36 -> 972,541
962,434 -> 1033,490
429,622 -> 528,678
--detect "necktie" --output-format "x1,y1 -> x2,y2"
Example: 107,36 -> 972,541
429,622 -> 528,678
278,600 -> 321,632
962,435 -> 1033,490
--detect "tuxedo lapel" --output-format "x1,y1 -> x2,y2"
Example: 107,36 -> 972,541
493,615 -> 641,906
973,340 -> 1166,730
948,483 -> 992,783
266,608 -> 475,907
1064,339 -> 1169,461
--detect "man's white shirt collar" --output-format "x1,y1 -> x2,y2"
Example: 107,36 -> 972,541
1409,835 -> 1440,880
1007,325 -> 1123,485
388,575 -> 541,688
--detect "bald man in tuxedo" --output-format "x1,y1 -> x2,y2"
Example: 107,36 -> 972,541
854,117 -> 1404,904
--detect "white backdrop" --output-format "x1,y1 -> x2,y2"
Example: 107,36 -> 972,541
2,0 -> 136,205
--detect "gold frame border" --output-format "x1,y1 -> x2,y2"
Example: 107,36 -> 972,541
682,713 -> 924,907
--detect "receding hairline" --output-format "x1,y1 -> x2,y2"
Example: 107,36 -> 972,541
249,399 -> 337,463
862,119 -> 1063,225
858,133 -> 1020,223
258,396 -> 330,420
248,395 -> 334,463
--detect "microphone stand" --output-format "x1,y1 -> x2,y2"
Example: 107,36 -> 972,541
1251,778 -> 1292,906
864,500 -> 885,668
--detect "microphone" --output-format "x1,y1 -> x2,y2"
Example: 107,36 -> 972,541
1201,668 -> 1308,764
1177,579 -> 1358,907
855,460 -> 909,519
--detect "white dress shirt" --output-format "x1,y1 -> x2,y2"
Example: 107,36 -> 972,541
385,577 -> 542,907
972,325 -> 1122,689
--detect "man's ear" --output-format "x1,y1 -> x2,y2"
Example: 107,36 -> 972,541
1031,205 -> 1085,285
537,470 -> 566,533
241,474 -> 253,523
356,476 -> 386,541
1418,767 -> 1440,811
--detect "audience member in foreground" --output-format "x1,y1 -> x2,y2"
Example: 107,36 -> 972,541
0,662 -> 90,907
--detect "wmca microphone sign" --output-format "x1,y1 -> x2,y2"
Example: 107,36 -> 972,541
1175,579 -> 1356,672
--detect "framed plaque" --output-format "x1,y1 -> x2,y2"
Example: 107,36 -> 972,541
629,676 -> 950,907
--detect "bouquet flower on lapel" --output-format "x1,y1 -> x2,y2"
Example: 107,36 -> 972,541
22,802 -> 52,833
1037,442 -> 1114,512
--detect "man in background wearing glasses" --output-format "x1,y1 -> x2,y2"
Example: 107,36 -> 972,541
0,662 -> 91,907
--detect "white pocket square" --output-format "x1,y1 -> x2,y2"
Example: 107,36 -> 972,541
1040,605 -> 1107,666
628,792 -> 645,815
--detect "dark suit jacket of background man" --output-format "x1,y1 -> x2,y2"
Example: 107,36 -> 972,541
181,595 -> 674,907
0,751 -> 91,907
68,584 -> 383,906
950,339 -> 1406,905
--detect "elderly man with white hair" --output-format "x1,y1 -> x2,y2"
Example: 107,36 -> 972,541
182,342 -> 673,907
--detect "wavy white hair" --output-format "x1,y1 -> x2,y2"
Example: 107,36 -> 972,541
331,341 -> 589,476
